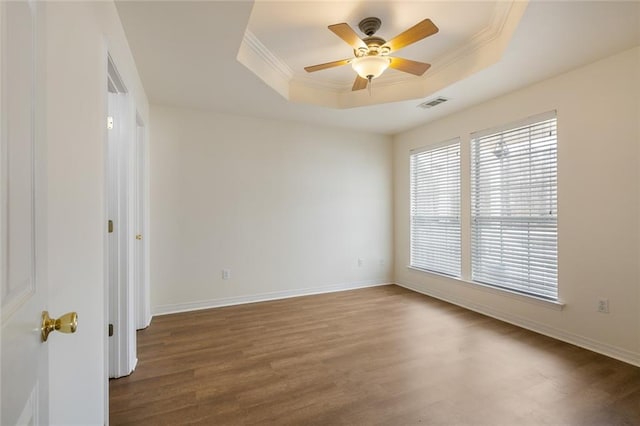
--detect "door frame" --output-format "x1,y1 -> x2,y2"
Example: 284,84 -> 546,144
1,0 -> 4,413
106,54 -> 137,379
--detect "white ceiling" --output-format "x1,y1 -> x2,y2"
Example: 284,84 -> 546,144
115,1 -> 640,135
239,1 -> 525,108
246,1 -> 496,85
249,1 -> 494,73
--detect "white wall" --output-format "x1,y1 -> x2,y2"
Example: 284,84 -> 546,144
393,47 -> 640,366
150,105 -> 393,314
45,2 -> 148,424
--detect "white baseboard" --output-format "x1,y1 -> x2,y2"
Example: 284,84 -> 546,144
151,278 -> 639,367
395,280 -> 640,367
152,279 -> 392,316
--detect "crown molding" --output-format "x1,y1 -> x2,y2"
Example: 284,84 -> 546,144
236,30 -> 293,98
242,30 -> 293,80
428,1 -> 515,77
238,0 -> 528,107
292,1 -> 519,92
293,74 -> 348,92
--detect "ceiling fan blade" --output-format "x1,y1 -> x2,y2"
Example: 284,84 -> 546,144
328,23 -> 367,50
389,57 -> 431,76
382,19 -> 439,52
352,75 -> 368,91
304,59 -> 351,73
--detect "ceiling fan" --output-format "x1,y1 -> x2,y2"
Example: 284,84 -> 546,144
304,17 -> 439,91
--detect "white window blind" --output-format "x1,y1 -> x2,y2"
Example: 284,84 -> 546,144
471,113 -> 557,300
410,140 -> 461,277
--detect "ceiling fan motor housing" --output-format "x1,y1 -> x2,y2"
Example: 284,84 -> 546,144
356,18 -> 389,57
362,36 -> 387,55
358,17 -> 382,36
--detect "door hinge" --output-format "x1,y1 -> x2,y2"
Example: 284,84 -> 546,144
107,116 -> 114,130
108,323 -> 114,337
108,220 -> 114,233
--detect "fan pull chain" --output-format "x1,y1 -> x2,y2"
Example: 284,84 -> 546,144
368,76 -> 373,95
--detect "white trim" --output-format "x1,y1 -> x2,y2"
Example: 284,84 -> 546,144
0,1 -> 4,415
236,30 -> 292,99
241,30 -> 293,81
292,74 -> 347,92
124,93 -> 137,374
153,280 -> 391,316
107,54 -> 127,93
427,1 -> 515,79
151,278 -> 638,366
100,37 -> 109,426
395,280 -> 640,367
106,55 -> 137,380
409,136 -> 460,155
470,109 -> 557,140
407,266 -> 564,310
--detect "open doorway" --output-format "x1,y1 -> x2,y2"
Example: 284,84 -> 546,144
106,54 -> 147,378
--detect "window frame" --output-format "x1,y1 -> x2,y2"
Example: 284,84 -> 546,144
409,138 -> 462,278
407,111 -> 560,305
470,111 -> 558,300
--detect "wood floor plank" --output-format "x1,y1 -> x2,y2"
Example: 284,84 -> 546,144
110,285 -> 640,425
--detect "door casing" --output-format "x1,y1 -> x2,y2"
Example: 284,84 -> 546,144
106,54 -> 137,379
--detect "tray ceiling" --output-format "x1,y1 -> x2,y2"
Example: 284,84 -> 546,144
115,1 -> 640,134
239,1 -> 527,108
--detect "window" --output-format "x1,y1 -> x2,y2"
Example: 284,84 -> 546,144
410,140 -> 461,277
471,112 -> 558,300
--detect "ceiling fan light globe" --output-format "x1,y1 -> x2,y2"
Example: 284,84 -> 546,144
351,56 -> 390,80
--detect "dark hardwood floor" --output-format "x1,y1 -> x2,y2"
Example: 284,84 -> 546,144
110,285 -> 640,425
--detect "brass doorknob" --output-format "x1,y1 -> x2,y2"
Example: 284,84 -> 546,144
41,311 -> 78,342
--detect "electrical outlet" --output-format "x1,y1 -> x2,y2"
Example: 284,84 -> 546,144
222,269 -> 231,280
357,258 -> 363,267
597,298 -> 609,313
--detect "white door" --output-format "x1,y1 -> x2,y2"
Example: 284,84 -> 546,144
1,1 -> 53,424
107,72 -> 137,378
134,118 -> 150,330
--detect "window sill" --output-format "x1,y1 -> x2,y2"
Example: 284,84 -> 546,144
406,266 -> 565,311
